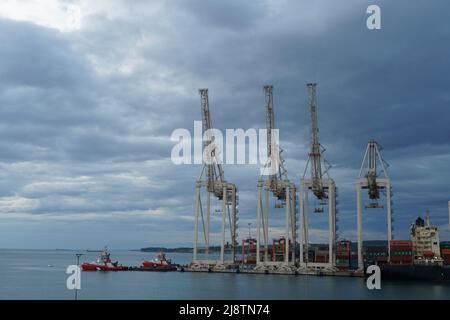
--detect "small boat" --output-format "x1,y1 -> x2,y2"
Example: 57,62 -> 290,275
141,252 -> 177,271
81,247 -> 128,271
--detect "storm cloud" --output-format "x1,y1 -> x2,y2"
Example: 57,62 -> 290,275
0,0 -> 449,249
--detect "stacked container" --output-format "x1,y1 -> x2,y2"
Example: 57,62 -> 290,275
271,238 -> 292,262
440,242 -> 450,265
390,240 -> 413,265
350,253 -> 359,269
365,246 -> 388,265
314,245 -> 329,263
336,240 -> 351,270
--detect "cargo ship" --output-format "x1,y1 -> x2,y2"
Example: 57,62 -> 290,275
378,215 -> 450,283
81,247 -> 129,271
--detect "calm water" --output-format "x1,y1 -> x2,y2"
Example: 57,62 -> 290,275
0,249 -> 449,300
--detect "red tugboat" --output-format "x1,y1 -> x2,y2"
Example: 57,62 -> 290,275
141,252 -> 177,271
81,247 -> 128,271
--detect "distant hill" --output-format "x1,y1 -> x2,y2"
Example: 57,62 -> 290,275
140,247 -> 194,253
141,240 -> 389,254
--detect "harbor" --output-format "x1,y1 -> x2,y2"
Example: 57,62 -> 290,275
77,210 -> 450,282
173,85 -> 450,282
0,0 -> 449,303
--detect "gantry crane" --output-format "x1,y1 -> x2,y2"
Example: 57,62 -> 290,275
356,140 -> 393,270
299,83 -> 337,271
255,85 -> 297,270
192,89 -> 239,269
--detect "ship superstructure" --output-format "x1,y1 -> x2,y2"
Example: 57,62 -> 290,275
411,212 -> 442,265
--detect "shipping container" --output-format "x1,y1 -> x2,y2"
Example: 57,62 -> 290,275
337,240 -> 352,253
389,260 -> 412,265
365,246 -> 388,253
391,245 -> 412,249
440,242 -> 450,249
390,256 -> 413,260
391,251 -> 412,256
390,259 -> 413,263
390,240 -> 413,246
366,251 -> 387,257
441,254 -> 450,261
443,257 -> 450,265
314,255 -> 329,263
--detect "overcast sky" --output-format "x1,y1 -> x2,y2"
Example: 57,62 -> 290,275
0,0 -> 449,249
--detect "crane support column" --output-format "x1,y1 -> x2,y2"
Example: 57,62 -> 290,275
220,185 -> 227,264
256,180 -> 262,264
264,187 -> 269,262
206,191 -> 210,260
357,182 -> 363,270
387,181 -> 392,259
299,187 -> 304,265
194,182 -> 200,263
328,180 -> 335,267
285,185 -> 290,264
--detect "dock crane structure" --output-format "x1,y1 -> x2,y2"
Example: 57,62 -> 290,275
192,89 -> 239,269
356,140 -> 392,270
299,83 -> 337,271
255,85 -> 297,271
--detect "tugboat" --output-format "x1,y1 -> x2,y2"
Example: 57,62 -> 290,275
141,252 -> 177,271
81,247 -> 128,271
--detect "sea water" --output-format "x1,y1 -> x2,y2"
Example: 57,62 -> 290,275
0,249 -> 449,300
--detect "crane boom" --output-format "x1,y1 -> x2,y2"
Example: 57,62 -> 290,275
306,83 -> 327,200
265,85 -> 275,160
263,85 -> 288,199
199,89 -> 224,195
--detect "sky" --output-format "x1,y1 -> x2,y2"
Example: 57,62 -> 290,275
0,0 -> 449,249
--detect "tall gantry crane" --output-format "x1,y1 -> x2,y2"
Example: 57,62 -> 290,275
299,83 -> 337,271
256,85 -> 297,271
192,89 -> 239,269
356,140 -> 393,270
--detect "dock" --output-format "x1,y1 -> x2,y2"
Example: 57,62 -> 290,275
180,266 -> 365,278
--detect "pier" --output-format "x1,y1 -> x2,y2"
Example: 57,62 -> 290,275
180,265 -> 365,278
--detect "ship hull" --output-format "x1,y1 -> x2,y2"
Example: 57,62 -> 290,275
380,264 -> 450,282
81,263 -> 128,271
141,261 -> 177,271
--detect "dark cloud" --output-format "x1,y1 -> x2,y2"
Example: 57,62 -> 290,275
0,1 -> 449,249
